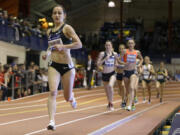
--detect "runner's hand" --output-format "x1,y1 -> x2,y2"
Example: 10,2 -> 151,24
42,55 -> 47,60
54,44 -> 66,51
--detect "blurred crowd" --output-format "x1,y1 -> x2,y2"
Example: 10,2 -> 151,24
0,8 -> 46,40
0,59 -> 104,101
0,62 -> 48,101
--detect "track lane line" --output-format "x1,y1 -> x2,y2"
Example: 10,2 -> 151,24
0,92 -> 107,111
88,102 -> 165,135
0,89 -> 105,107
24,101 -> 152,135
0,100 -> 121,126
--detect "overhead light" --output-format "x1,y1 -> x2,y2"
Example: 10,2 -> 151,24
108,1 -> 115,8
123,0 -> 132,3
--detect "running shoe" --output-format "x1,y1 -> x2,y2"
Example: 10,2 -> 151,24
131,105 -> 136,111
107,103 -> 114,111
70,97 -> 77,109
126,105 -> 131,111
121,102 -> 126,109
143,98 -> 146,103
47,120 -> 56,131
134,96 -> 138,103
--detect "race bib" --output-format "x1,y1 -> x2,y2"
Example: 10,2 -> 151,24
105,57 -> 114,67
48,38 -> 63,47
127,54 -> 136,63
157,75 -> 164,79
144,75 -> 149,79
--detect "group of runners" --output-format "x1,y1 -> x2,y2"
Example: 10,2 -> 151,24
97,40 -> 168,112
44,4 -> 168,130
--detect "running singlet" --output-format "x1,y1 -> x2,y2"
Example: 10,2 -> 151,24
142,64 -> 151,80
157,69 -> 166,80
117,54 -> 125,69
103,52 -> 115,67
124,49 -> 138,63
48,23 -> 72,47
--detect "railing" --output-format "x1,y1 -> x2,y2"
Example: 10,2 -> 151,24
0,23 -> 88,64
0,23 -> 48,51
6,71 -> 49,100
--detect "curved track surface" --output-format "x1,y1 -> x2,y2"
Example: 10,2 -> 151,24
0,81 -> 180,135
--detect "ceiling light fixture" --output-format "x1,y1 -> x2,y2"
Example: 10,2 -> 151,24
108,1 -> 115,8
123,0 -> 132,3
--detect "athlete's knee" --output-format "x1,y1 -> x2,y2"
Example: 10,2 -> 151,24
49,90 -> 57,97
129,85 -> 134,91
108,83 -> 114,89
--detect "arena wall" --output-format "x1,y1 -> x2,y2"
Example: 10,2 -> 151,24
0,41 -> 26,65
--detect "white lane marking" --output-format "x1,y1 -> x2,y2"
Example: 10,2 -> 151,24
0,93 -> 178,127
24,101 -> 145,135
0,87 -> 87,103
1,89 -> 178,111
0,92 -> 108,111
88,102 -> 164,135
0,83 -> 179,106
18,94 -> 179,134
0,82 -> 178,104
0,88 -> 105,107
1,91 -> 48,103
0,100 -> 121,126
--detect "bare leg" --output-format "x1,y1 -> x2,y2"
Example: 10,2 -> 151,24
123,77 -> 130,106
156,81 -> 160,98
47,67 -> 60,130
142,80 -> 147,102
61,68 -> 76,108
134,76 -> 139,103
147,82 -> 152,103
117,80 -> 126,102
103,75 -> 116,110
103,75 -> 116,104
129,75 -> 136,106
108,75 -> 116,103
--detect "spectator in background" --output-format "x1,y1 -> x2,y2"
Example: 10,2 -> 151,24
175,70 -> 180,81
85,54 -> 95,90
74,68 -> 84,88
3,65 -> 12,100
12,17 -> 20,41
42,69 -> 48,92
0,9 -> 3,25
2,10 -> 8,25
30,61 -> 35,67
33,24 -> 43,38
0,65 -> 4,100
27,64 -> 36,95
12,64 -> 22,99
37,68 -> 48,93
19,64 -> 28,96
31,65 -> 41,93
